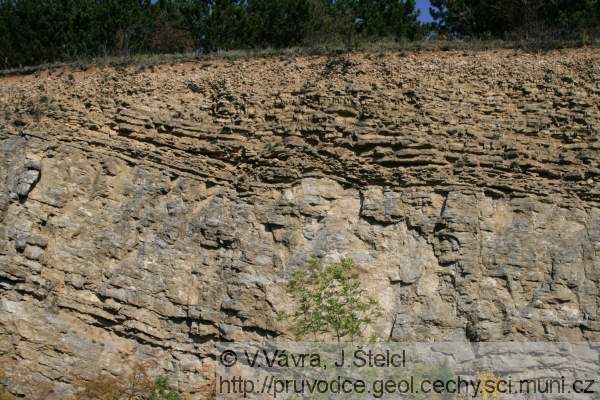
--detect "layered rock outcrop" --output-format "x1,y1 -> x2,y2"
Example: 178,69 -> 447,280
0,48 -> 599,398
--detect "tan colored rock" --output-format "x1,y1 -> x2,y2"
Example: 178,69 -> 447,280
0,48 -> 599,398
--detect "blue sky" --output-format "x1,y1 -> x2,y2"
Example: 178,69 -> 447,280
416,0 -> 433,22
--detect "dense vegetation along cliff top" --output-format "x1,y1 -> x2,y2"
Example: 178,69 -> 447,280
0,48 -> 599,398
1,0 -> 598,69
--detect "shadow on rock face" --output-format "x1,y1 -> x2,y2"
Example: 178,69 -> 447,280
10,159 -> 41,203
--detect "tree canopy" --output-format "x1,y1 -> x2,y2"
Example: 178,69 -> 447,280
0,0 -> 423,68
430,0 -> 600,39
0,0 -> 597,69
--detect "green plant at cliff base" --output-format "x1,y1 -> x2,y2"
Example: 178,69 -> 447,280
278,257 -> 382,343
75,364 -> 182,400
148,376 -> 181,400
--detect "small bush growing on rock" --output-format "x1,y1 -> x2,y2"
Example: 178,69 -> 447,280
148,376 -> 180,400
278,257 -> 382,343
74,364 -> 181,400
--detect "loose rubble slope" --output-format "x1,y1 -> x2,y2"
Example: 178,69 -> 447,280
0,48 -> 599,398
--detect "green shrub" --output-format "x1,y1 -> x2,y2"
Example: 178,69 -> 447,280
278,257 -> 382,343
75,364 -> 182,400
148,376 -> 181,400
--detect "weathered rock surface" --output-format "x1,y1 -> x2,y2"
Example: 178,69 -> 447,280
0,48 -> 599,398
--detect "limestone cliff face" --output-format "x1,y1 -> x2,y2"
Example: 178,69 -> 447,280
0,49 -> 599,398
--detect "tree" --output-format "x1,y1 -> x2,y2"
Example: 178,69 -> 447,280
146,0 -> 195,54
430,0 -> 599,39
540,0 -> 600,38
0,0 -> 428,68
278,258 -> 382,343
429,0 -> 510,37
176,0 -> 214,51
357,0 -> 422,40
